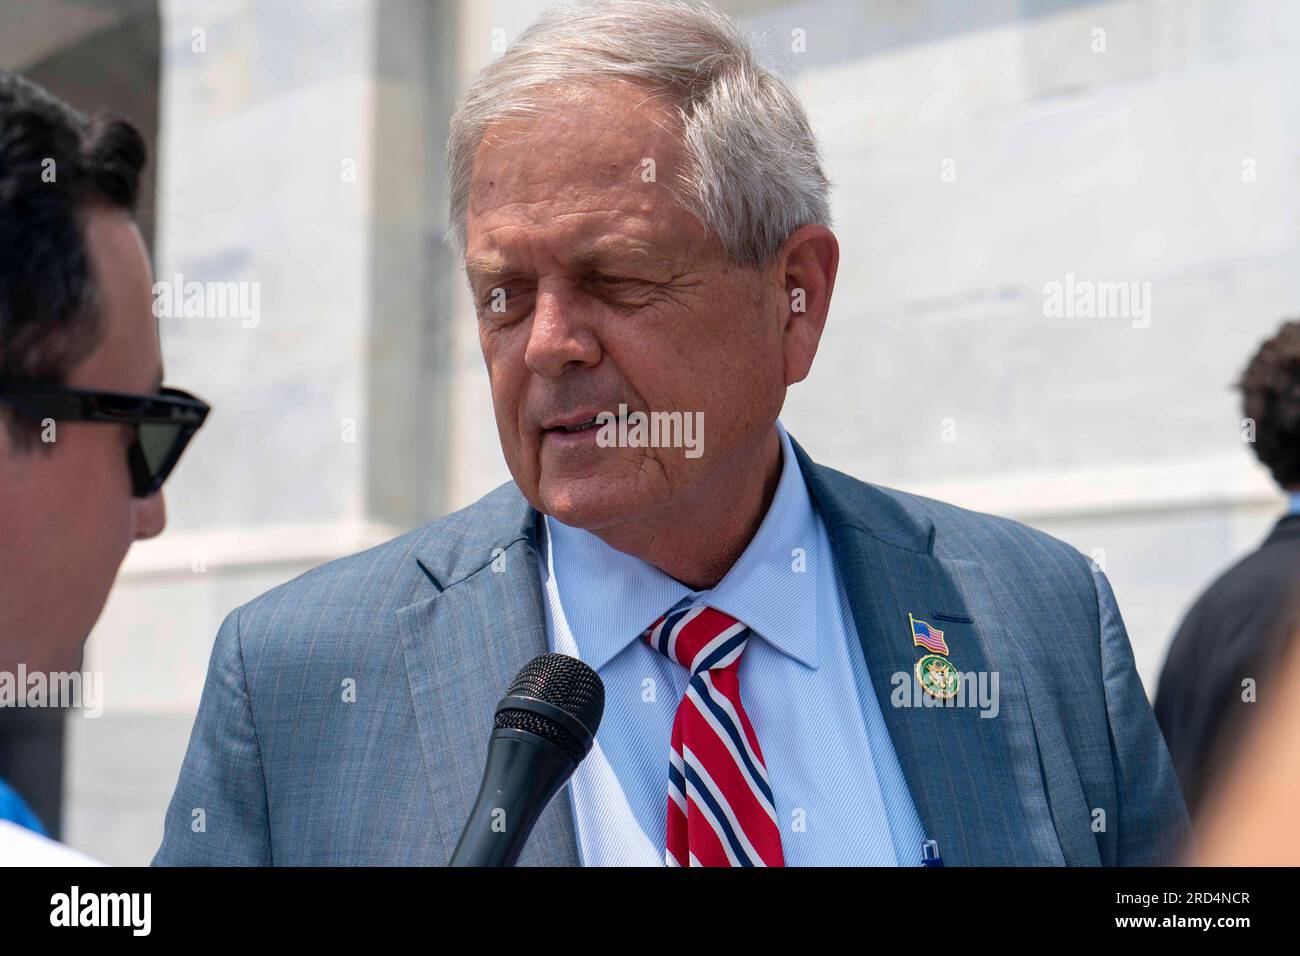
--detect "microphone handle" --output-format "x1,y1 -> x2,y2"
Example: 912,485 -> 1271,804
449,728 -> 577,866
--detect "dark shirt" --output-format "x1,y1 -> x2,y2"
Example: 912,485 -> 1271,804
1155,515 -> 1300,820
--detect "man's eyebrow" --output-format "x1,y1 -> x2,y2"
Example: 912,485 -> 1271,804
465,245 -> 673,283
571,245 -> 674,271
465,257 -> 514,283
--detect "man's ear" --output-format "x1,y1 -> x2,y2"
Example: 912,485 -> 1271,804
778,224 -> 839,386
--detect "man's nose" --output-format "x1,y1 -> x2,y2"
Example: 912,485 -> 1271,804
134,490 -> 167,541
524,284 -> 601,377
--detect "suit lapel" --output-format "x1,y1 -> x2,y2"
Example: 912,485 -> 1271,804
793,439 -> 1062,865
396,490 -> 579,866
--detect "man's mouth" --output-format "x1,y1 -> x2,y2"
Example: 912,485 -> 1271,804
552,416 -> 600,433
542,408 -> 623,435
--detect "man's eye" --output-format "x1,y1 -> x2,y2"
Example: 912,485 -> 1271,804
591,274 -> 644,289
481,286 -> 521,311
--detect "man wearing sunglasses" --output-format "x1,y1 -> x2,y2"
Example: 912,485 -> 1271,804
0,72 -> 208,863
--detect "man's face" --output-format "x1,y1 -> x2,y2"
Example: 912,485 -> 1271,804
0,205 -> 166,673
466,81 -> 790,534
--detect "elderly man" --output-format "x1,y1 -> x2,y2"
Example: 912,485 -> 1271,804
155,0 -> 1188,866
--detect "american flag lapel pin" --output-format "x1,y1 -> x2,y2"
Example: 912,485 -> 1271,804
909,613 -> 960,700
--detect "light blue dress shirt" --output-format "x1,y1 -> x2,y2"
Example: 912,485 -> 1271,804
537,419 -> 927,865
1289,491 -> 1300,515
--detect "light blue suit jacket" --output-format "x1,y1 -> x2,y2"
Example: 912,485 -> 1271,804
153,437 -> 1190,865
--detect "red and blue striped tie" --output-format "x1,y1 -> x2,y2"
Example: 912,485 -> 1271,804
643,605 -> 785,867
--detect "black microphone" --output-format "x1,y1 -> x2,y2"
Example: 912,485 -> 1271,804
449,652 -> 605,866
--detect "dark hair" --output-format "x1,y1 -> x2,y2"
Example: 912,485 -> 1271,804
1239,318 -> 1300,490
0,70 -> 147,450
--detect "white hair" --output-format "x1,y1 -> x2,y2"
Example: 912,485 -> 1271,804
445,0 -> 832,268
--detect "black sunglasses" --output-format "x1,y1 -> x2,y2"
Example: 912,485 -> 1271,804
0,383 -> 210,498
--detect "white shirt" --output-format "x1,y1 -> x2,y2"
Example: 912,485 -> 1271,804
0,821 -> 103,866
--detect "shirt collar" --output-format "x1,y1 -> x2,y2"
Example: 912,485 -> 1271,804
544,419 -> 820,671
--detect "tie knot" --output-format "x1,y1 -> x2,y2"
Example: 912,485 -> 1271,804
642,605 -> 751,675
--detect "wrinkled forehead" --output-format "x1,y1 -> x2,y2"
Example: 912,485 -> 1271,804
465,83 -> 696,257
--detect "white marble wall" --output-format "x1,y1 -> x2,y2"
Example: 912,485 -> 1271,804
770,0 -> 1297,683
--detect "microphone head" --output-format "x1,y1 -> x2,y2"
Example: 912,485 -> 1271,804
494,653 -> 605,763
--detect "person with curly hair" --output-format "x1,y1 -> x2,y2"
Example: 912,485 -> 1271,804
1156,318 -> 1300,826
